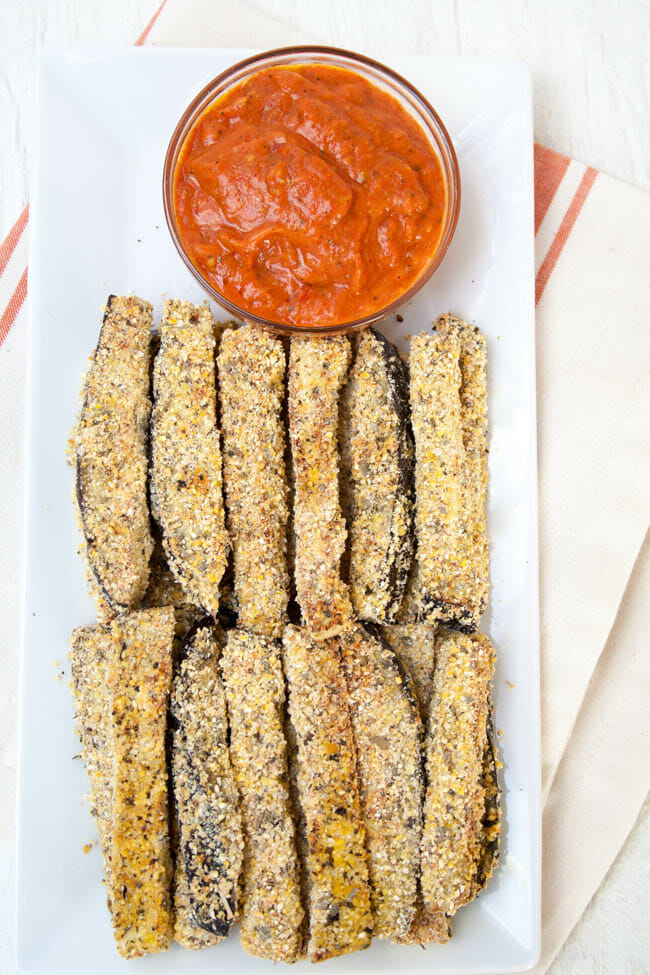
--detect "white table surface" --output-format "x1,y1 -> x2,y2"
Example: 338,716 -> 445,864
1,1 -> 649,973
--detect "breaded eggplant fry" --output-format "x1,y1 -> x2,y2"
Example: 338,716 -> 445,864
339,625 -> 423,940
379,623 -> 437,716
439,314 -> 490,628
282,625 -> 372,962
218,326 -> 290,637
150,300 -> 229,616
377,624 -> 450,946
409,328 -> 464,627
289,336 -> 353,638
409,317 -> 489,631
107,607 -> 175,959
170,621 -> 243,946
76,295 -> 154,614
69,625 -> 114,870
420,629 -> 495,918
220,630 -> 304,962
340,328 -> 414,622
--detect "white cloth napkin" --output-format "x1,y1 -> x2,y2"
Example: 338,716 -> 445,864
0,1 -> 648,972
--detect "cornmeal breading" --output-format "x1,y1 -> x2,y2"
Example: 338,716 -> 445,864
170,622 -> 243,947
69,625 -> 114,872
440,314 -> 490,628
379,623 -> 437,716
378,622 -> 450,945
395,555 -> 432,623
107,608 -> 175,959
472,714 -> 501,897
282,625 -> 373,962
284,694 -> 311,948
408,318 -> 489,631
143,536 -> 203,652
71,609 -> 175,958
339,625 -> 423,940
340,328 -> 414,622
393,905 -> 451,946
70,608 -> 175,959
76,295 -> 154,615
218,326 -> 290,637
409,329 -> 463,625
173,866 -> 222,951
289,337 -> 353,638
150,299 -> 229,616
221,630 -> 304,962
420,629 -> 494,918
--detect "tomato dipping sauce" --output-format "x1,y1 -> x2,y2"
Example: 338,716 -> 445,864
173,64 -> 448,327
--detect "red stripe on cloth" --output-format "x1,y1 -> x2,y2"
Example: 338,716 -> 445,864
0,268 -> 28,349
0,4 -> 167,346
535,167 -> 597,306
534,144 -> 570,234
135,0 -> 168,45
0,205 -> 29,276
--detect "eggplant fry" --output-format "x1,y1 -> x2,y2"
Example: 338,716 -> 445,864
379,623 -> 437,716
220,630 -> 304,962
408,318 -> 489,631
409,328 -> 463,627
340,328 -> 414,622
339,625 -> 423,941
289,336 -> 353,639
377,623 -> 450,946
76,294 -> 154,615
170,621 -> 244,947
439,313 -> 490,628
150,299 -> 229,617
420,629 -> 495,918
69,625 -> 114,871
218,326 -> 290,637
107,607 -> 175,959
282,625 -> 373,962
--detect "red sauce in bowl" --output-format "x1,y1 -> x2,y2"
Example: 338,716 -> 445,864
173,64 -> 447,327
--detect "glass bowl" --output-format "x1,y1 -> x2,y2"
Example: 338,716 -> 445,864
163,45 -> 460,336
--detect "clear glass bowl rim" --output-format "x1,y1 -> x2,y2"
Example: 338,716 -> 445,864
162,44 -> 461,336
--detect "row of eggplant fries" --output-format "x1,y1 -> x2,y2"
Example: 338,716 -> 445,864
70,295 -> 499,962
75,299 -> 488,635
70,614 -> 498,960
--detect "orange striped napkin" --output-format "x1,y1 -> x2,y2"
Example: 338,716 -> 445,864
1,2 -> 649,972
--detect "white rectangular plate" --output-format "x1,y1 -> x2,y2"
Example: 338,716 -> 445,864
18,48 -> 539,974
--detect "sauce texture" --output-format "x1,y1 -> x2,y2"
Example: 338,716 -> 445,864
174,64 -> 447,327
